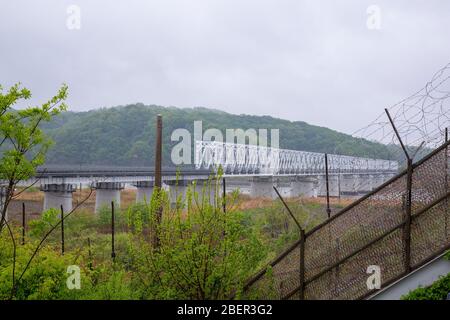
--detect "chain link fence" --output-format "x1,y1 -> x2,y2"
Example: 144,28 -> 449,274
243,141 -> 450,300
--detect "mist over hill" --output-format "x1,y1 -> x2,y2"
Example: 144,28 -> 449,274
42,104 -> 396,166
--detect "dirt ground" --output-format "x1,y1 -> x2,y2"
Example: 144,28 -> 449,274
7,188 -> 138,222
7,187 -> 356,223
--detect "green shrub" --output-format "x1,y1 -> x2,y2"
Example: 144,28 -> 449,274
127,175 -> 267,299
401,272 -> 450,300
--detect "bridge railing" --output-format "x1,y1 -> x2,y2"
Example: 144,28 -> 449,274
242,140 -> 450,300
195,140 -> 398,175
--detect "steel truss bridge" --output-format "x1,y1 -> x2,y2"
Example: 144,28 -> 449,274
195,141 -> 399,175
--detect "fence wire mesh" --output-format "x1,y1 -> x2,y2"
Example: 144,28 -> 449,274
243,141 -> 450,300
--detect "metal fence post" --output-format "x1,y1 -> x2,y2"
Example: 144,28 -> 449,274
273,186 -> 306,300
445,128 -> 448,240
385,108 -> 413,274
404,158 -> 413,273
325,153 -> 331,218
60,205 -> 65,255
222,177 -> 226,213
111,201 -> 116,261
87,237 -> 93,270
22,202 -> 26,245
299,228 -> 305,300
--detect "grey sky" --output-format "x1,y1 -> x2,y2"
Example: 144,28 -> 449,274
1,0 -> 449,134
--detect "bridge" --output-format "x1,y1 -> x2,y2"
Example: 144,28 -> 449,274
195,141 -> 398,175
4,141 -> 398,216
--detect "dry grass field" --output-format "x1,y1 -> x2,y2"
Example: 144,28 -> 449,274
7,187 -> 356,224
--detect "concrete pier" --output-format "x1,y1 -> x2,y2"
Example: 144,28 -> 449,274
290,177 -> 319,198
135,181 -> 154,203
250,177 -> 276,199
190,179 -> 218,206
41,184 -> 75,212
225,178 -> 251,195
94,182 -> 123,213
318,175 -> 339,197
340,174 -> 358,195
167,180 -> 190,208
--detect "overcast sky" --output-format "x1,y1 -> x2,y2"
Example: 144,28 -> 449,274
1,1 -> 449,134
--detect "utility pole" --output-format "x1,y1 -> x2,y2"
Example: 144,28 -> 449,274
153,114 -> 163,249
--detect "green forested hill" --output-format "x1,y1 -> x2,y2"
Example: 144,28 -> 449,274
42,103 -> 395,166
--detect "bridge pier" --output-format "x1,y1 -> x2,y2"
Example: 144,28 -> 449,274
191,179 -> 219,206
0,186 -> 8,222
290,177 -> 319,198
41,184 -> 75,212
318,175 -> 339,197
225,178 -> 251,195
94,182 -> 123,213
362,174 -> 375,193
340,174 -> 358,195
374,174 -> 389,189
250,177 -> 275,199
167,180 -> 190,208
135,181 -> 154,203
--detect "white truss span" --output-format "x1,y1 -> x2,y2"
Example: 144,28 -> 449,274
195,141 -> 399,175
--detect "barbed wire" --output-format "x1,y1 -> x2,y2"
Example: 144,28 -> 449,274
325,61 -> 450,198
334,62 -> 450,166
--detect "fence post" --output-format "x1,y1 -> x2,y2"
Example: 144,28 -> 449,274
111,201 -> 116,261
404,158 -> 413,273
22,202 -> 26,245
273,186 -> 306,300
334,238 -> 340,296
385,108 -> 413,274
445,128 -> 448,240
325,153 -> 331,218
299,228 -> 305,300
87,237 -> 93,270
60,205 -> 65,255
222,177 -> 226,213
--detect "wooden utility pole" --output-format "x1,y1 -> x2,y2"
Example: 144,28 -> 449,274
153,114 -> 163,249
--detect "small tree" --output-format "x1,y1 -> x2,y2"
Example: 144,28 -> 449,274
0,83 -> 68,232
127,174 -> 267,299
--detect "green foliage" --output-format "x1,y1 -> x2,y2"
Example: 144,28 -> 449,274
0,230 -> 79,300
28,208 -> 60,239
445,250 -> 450,260
401,272 -> 450,300
127,177 -> 267,299
40,104 -> 398,166
96,204 -> 126,229
0,83 -> 68,181
0,82 -> 68,230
